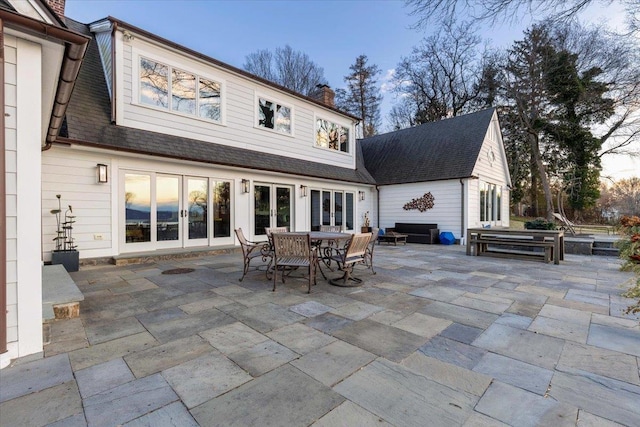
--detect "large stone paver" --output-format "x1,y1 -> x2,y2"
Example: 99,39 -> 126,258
199,321 -> 268,354
226,339 -> 298,376
124,335 -> 214,378
0,353 -> 73,403
0,381 -> 83,426
473,352 -> 553,395
266,322 -> 336,354
123,401 -> 198,426
475,381 -> 577,427
557,342 -> 640,385
418,300 -> 499,329
332,318 -> 428,362
192,364 -> 343,427
83,373 -> 179,427
587,323 -> 640,357
75,357 -> 135,398
291,340 -> 377,387
231,302 -> 305,333
549,370 -> 640,426
313,401 -> 393,426
334,359 -> 478,427
472,323 -> 565,369
162,352 -> 252,408
419,336 -> 487,370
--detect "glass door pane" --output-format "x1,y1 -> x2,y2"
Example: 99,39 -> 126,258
156,175 -> 180,242
213,181 -> 231,237
322,191 -> 331,226
125,173 -> 151,243
334,191 -> 343,228
276,187 -> 291,229
345,192 -> 354,231
255,185 -> 271,236
311,190 -> 321,231
187,178 -> 208,240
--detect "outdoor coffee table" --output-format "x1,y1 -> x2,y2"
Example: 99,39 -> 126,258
378,232 -> 407,245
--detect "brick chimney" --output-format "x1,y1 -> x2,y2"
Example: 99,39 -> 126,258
312,84 -> 335,108
46,0 -> 66,19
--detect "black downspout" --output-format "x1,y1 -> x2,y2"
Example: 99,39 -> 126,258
375,185 -> 380,229
460,179 -> 465,244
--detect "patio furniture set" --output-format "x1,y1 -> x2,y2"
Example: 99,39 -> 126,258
234,227 -> 378,292
466,227 -> 565,264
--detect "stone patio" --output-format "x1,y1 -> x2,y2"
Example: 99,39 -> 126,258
1,244 -> 638,426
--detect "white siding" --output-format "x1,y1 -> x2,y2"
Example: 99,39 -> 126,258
2,36 -> 45,367
469,112 -> 511,228
43,146 -> 374,258
378,180 -> 464,239
115,34 -> 356,170
3,37 -> 19,367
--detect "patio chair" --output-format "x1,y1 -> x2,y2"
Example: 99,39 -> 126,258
272,232 -> 318,293
328,232 -> 372,287
234,228 -> 271,282
320,225 -> 342,232
364,227 -> 379,274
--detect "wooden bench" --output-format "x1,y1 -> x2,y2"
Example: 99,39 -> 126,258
466,228 -> 564,264
468,237 -> 555,263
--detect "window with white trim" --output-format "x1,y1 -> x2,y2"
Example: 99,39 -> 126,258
139,57 -> 221,122
316,118 -> 349,153
257,97 -> 292,134
480,182 -> 502,222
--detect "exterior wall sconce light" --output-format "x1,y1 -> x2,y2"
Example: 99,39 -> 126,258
358,190 -> 365,201
241,179 -> 250,193
300,185 -> 308,197
97,164 -> 108,183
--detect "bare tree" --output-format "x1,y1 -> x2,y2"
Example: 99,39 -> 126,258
335,55 -> 383,138
391,19 -> 482,125
405,0 -> 640,33
244,45 -> 327,96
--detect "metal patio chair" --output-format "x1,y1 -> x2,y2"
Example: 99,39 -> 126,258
364,227 -> 379,274
328,232 -> 372,287
272,232 -> 317,293
234,228 -> 271,282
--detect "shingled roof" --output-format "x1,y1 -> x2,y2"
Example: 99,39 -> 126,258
60,19 -> 376,185
359,108 -> 496,185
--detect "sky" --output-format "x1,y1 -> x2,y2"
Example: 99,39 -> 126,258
64,0 -> 637,180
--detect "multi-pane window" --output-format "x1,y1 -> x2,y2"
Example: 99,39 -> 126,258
316,119 -> 349,153
139,57 -> 221,122
257,98 -> 291,134
480,182 -> 502,222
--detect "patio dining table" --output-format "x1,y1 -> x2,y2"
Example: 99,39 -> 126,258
277,231 -> 352,279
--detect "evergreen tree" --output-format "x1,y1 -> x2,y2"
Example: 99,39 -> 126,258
336,55 -> 383,137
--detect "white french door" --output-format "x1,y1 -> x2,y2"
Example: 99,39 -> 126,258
254,183 -> 293,237
123,171 -> 233,251
310,189 -> 354,231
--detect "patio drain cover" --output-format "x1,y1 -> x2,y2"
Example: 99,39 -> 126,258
161,268 -> 195,275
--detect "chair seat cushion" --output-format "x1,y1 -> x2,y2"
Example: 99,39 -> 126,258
277,257 -> 310,267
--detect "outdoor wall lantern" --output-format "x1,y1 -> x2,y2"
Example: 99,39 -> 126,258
359,190 -> 366,201
300,185 -> 308,197
97,164 -> 108,183
241,179 -> 250,193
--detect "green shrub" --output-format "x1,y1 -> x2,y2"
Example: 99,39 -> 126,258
615,216 -> 640,315
524,217 -> 557,230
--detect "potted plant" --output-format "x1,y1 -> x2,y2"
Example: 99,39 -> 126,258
361,211 -> 372,233
51,194 -> 79,272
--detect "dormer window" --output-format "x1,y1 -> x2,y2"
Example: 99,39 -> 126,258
257,97 -> 291,135
316,118 -> 350,153
139,57 -> 221,122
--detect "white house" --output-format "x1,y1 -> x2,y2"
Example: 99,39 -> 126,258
1,0 -> 511,367
1,0 -> 89,368
360,109 -> 512,243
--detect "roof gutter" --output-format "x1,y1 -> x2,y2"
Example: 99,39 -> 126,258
0,17 -> 7,359
0,9 -> 90,150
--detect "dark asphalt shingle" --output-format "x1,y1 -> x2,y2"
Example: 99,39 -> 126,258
359,109 -> 495,185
